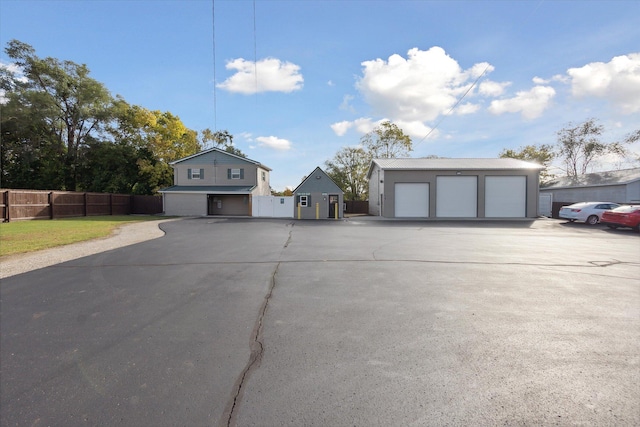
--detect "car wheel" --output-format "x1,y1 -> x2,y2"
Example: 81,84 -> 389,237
586,215 -> 599,225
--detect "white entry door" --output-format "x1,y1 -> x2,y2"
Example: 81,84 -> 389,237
436,176 -> 477,217
485,176 -> 527,217
395,183 -> 429,217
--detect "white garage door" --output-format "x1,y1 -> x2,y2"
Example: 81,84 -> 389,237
395,183 -> 429,217
485,176 -> 527,217
436,176 -> 477,217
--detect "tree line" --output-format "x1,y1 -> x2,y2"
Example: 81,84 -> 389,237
0,40 -> 241,194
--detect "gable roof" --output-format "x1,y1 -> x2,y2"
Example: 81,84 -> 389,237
293,167 -> 344,194
541,168 -> 640,189
169,147 -> 271,171
367,158 -> 543,178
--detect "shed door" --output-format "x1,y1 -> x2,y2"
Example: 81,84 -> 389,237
436,176 -> 477,217
485,176 -> 527,217
395,183 -> 429,217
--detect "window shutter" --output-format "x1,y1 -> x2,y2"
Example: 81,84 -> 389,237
308,196 -> 312,206
240,169 -> 245,179
188,169 -> 192,179
200,168 -> 204,179
227,168 -> 231,179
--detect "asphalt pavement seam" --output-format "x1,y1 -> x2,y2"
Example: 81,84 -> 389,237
222,261 -> 280,427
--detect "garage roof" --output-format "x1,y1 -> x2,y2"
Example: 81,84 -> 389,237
368,158 -> 543,178
541,167 -> 640,189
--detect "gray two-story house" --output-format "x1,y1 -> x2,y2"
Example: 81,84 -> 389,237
159,147 -> 271,216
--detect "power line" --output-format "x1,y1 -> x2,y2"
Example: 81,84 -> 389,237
415,64 -> 491,145
253,0 -> 258,96
212,0 -> 217,131
416,0 -> 546,146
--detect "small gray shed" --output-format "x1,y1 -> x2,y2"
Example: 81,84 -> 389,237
540,168 -> 640,204
293,167 -> 344,219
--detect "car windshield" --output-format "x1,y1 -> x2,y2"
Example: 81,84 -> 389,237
611,205 -> 640,213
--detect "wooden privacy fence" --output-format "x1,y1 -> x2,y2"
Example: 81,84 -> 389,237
0,190 -> 163,222
344,200 -> 369,214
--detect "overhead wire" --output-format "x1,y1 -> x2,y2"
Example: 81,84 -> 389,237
253,0 -> 258,96
415,64 -> 491,145
415,0 -> 546,147
212,0 -> 217,132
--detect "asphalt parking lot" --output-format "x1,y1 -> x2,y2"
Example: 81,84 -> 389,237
1,217 -> 639,426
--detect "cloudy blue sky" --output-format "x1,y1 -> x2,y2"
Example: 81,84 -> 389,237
1,0 -> 639,191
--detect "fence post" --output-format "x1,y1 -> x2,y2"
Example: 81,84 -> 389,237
109,194 -> 113,216
4,190 -> 9,222
84,193 -> 88,216
49,191 -> 54,219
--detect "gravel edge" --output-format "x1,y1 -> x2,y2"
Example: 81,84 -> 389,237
0,218 -> 181,279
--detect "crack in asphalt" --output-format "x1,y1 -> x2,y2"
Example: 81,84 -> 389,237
54,258 -> 638,269
221,261 -> 280,427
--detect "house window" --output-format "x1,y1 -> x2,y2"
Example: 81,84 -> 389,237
262,171 -> 266,181
189,168 -> 203,179
299,195 -> 308,207
228,168 -> 244,180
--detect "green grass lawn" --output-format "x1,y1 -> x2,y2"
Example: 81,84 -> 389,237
0,216 -> 163,257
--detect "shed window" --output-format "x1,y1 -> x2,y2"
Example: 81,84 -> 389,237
299,195 -> 309,207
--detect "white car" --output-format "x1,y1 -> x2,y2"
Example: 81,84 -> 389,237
559,202 -> 620,225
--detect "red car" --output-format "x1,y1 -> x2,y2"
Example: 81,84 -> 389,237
600,205 -> 640,231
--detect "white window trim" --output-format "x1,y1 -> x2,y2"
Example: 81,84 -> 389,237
231,168 -> 241,179
299,195 -> 308,207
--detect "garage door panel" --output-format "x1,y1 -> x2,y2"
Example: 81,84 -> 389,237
436,176 -> 477,217
395,183 -> 429,217
485,176 -> 526,218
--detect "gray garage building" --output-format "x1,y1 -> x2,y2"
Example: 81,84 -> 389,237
540,167 -> 640,204
368,158 -> 543,219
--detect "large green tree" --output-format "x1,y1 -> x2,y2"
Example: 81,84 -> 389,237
200,128 -> 246,158
1,41 -> 202,194
556,118 -> 629,177
325,121 -> 412,201
3,40 -> 114,190
361,121 -> 412,159
325,146 -> 370,201
499,144 -> 556,183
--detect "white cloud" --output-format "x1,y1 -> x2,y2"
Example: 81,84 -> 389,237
330,120 -> 352,136
355,46 -> 497,122
478,80 -> 510,97
255,135 -> 292,151
217,57 -> 303,94
488,86 -> 556,119
394,120 -> 435,140
330,117 -> 385,136
567,53 -> 640,114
